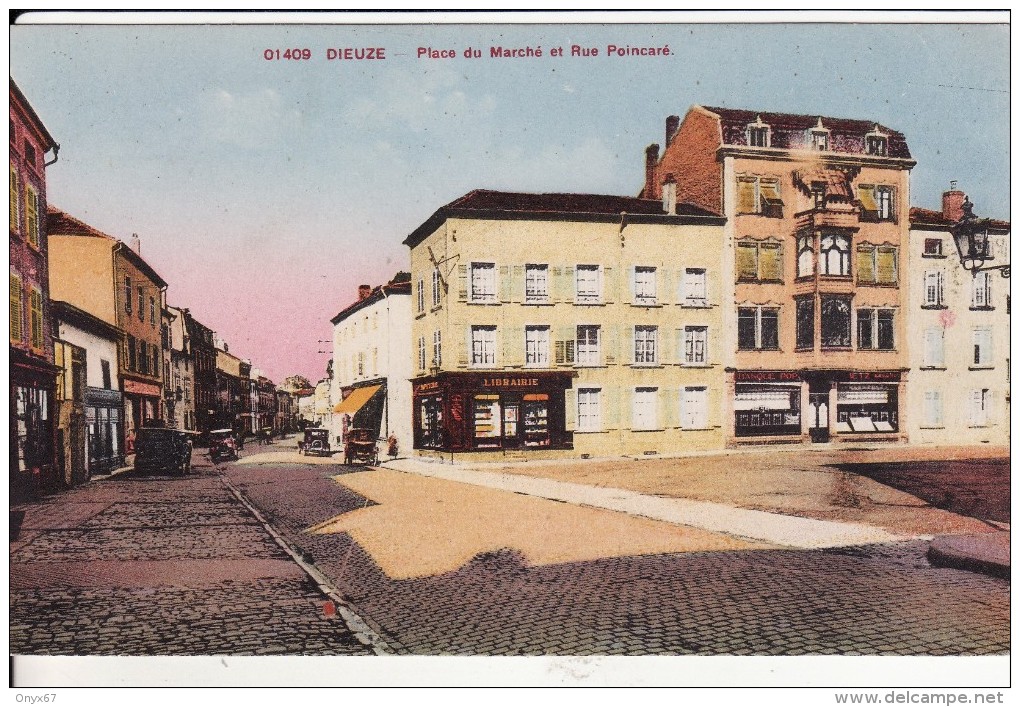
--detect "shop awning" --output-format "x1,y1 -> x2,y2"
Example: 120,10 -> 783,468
333,385 -> 382,414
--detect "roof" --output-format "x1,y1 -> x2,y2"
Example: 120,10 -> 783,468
48,206 -> 168,288
52,300 -> 122,342
700,105 -> 911,159
404,189 -> 724,248
909,207 -> 1010,232
10,77 -> 58,150
330,273 -> 413,325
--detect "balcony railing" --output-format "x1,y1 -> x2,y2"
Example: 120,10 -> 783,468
795,207 -> 860,232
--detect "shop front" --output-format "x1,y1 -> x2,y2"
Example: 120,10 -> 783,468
732,370 -> 803,439
334,380 -> 386,444
86,386 -> 124,475
123,378 -> 162,453
10,351 -> 59,501
832,371 -> 901,437
412,371 -> 574,454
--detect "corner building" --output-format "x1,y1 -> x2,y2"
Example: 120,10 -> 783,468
405,190 -> 726,460
643,107 -> 915,445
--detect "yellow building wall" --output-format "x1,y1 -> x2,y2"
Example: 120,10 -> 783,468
48,236 -> 116,325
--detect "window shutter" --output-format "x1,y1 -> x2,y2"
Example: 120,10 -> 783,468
676,269 -> 686,303
628,265 -> 637,304
604,325 -> 618,365
9,165 -> 19,233
736,242 -> 758,280
662,387 -> 677,429
877,247 -> 897,284
857,246 -> 875,283
564,388 -> 577,431
658,325 -> 671,364
857,184 -> 877,212
551,266 -> 564,302
9,274 -> 22,342
970,390 -> 982,425
736,177 -> 757,213
675,328 -> 684,364
458,326 -> 470,368
29,288 -> 42,350
602,266 -> 615,303
554,340 -> 565,365
25,185 -> 38,247
624,325 -> 635,364
457,264 -> 468,302
603,386 -> 619,429
505,324 -> 524,367
659,267 -> 671,305
499,265 -> 511,303
563,266 -> 575,304
760,242 -> 782,281
511,265 -> 524,303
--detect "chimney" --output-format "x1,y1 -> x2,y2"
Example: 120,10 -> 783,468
662,173 -> 677,215
942,182 -> 966,222
358,284 -> 372,301
644,143 -> 660,198
665,115 -> 680,145
131,233 -> 141,254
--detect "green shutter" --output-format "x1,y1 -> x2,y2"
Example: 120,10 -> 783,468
457,264 -> 468,301
551,266 -> 565,302
29,288 -> 43,350
563,266 -> 575,303
604,386 -> 619,429
9,274 -> 22,343
9,165 -> 19,233
25,184 -> 38,247
736,241 -> 758,280
857,245 -> 875,283
857,184 -> 877,212
499,265 -> 511,303
505,324 -> 524,367
511,265 -> 524,303
624,325 -> 635,364
603,266 -> 615,304
760,242 -> 782,281
877,247 -> 897,284
604,325 -> 618,365
564,388 -> 577,431
736,177 -> 757,214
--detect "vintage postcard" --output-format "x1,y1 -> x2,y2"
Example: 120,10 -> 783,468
8,10 -> 1010,696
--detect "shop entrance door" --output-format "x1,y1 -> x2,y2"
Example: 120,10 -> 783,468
502,402 -> 521,448
809,392 -> 830,443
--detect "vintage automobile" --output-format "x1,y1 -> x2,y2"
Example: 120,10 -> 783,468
344,428 -> 380,466
133,426 -> 195,476
300,428 -> 332,457
208,428 -> 239,463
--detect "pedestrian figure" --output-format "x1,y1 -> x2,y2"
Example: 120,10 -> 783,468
387,434 -> 399,459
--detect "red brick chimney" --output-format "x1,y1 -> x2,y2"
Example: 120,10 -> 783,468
942,182 -> 966,222
644,143 -> 660,198
358,285 -> 371,301
665,115 -> 680,146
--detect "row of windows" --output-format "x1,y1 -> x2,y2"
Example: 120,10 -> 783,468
739,237 -> 898,284
735,174 -> 895,221
922,327 -> 995,368
739,302 -> 898,352
922,389 -> 997,428
9,164 -> 41,247
742,123 -> 889,157
420,263 -> 713,310
124,335 -> 160,378
436,324 -> 714,370
122,276 -> 158,326
922,270 -> 995,309
573,386 -> 710,432
9,273 -> 44,351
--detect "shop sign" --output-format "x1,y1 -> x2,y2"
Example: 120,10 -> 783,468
734,371 -> 800,383
843,371 -> 900,383
480,376 -> 541,388
414,381 -> 440,395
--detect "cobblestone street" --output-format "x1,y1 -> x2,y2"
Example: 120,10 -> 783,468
9,454 -> 376,656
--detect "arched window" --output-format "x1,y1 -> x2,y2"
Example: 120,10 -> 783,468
821,234 -> 851,276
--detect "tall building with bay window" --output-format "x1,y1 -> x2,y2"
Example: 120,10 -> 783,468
10,78 -> 60,500
405,190 -> 726,460
642,107 -> 914,446
906,189 -> 1009,445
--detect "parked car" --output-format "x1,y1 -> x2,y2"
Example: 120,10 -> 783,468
133,427 -> 195,475
208,428 -> 239,463
300,428 -> 332,457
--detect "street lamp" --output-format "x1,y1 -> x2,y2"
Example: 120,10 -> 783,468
952,197 -> 1010,278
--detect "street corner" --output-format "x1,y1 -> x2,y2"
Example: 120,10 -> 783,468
304,468 -> 771,580
927,531 -> 1010,579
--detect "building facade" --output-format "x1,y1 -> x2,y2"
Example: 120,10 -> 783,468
643,107 -> 915,446
48,209 -> 168,452
10,78 -> 60,500
53,301 -> 124,479
165,305 -> 196,431
405,190 -> 727,460
329,273 -> 412,452
906,190 -> 1010,445
214,344 -> 250,435
183,309 -> 217,437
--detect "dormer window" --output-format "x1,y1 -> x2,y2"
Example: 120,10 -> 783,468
808,118 -> 829,151
865,127 -> 888,156
811,181 -> 827,209
746,117 -> 771,148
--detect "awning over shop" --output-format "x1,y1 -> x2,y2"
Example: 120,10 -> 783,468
334,384 -> 382,414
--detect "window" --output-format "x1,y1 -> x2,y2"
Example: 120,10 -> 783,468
682,268 -> 707,306
923,327 -> 945,367
866,134 -> 887,157
797,236 -> 814,278
737,306 -> 780,350
471,325 -> 497,366
923,271 -> 946,307
470,262 -> 496,303
575,264 -> 601,303
923,238 -> 943,257
923,391 -> 943,427
25,183 -> 38,248
858,184 -> 896,221
811,182 -> 827,209
820,234 -> 851,276
796,298 -> 815,349
577,388 -> 601,432
857,244 -> 898,284
634,325 -> 658,365
736,240 -> 783,281
9,163 -> 19,233
633,266 -> 657,305
417,278 -> 425,313
433,330 -> 442,367
735,175 -> 783,216
820,296 -> 852,348
137,286 -> 144,320
524,326 -> 549,367
150,297 -> 156,325
10,273 -> 22,343
809,130 -> 829,151
681,387 -> 708,430
101,359 -> 112,388
857,309 -> 895,350
24,140 -> 36,167
124,277 -> 132,314
140,342 -> 150,374
972,272 -> 992,309
747,125 -> 771,148
357,351 -> 364,377
432,268 -> 442,307
525,264 -> 549,303
972,328 -> 993,367
29,286 -> 43,351
127,336 -> 136,371
632,387 -> 658,430
970,389 -> 990,427
684,326 -> 707,365
576,325 -> 600,366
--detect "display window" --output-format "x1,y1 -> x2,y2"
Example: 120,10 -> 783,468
734,384 -> 801,437
835,385 -> 898,433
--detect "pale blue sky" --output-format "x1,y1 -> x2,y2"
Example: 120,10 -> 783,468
10,19 -> 1009,381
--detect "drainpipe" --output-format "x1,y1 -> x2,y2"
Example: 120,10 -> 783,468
44,144 -> 60,167
381,286 -> 391,439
